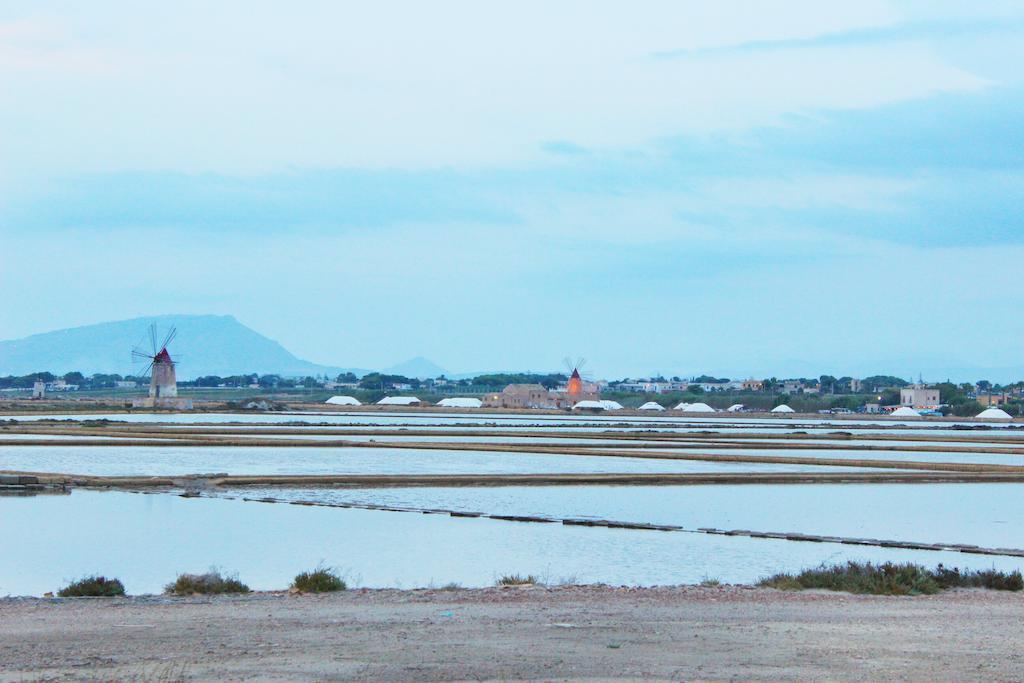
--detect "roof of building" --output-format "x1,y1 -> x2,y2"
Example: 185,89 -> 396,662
638,401 -> 665,411
770,404 -> 795,413
377,396 -> 421,405
324,395 -> 361,406
977,407 -> 1013,419
437,397 -> 483,408
503,383 -> 547,393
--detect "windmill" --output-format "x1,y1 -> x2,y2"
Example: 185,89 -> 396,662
563,357 -> 587,397
131,324 -> 188,407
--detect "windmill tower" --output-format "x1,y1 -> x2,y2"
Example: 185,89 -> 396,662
565,357 -> 586,397
558,357 -> 597,408
130,324 -> 192,409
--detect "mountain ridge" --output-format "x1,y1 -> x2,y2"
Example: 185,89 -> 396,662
0,315 -> 369,380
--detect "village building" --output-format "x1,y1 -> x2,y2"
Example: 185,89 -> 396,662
616,379 -> 689,393
482,384 -> 555,409
899,385 -> 940,409
781,380 -> 805,394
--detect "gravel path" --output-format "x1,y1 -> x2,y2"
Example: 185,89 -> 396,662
2,585 -> 1023,681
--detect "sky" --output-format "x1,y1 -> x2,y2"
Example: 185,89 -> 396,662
2,1 -> 1023,381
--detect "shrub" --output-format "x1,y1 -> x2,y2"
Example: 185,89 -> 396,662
165,571 -> 250,596
932,565 -> 1024,591
496,574 -> 538,586
759,562 -> 1023,596
291,567 -> 346,593
57,575 -> 126,597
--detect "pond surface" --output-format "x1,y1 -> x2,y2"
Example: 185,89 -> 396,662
225,482 -> 1024,549
1,489 -> 1020,596
5,411 -> 1018,431
0,444 -> 899,476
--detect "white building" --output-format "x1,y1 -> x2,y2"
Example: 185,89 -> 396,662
900,385 -> 940,409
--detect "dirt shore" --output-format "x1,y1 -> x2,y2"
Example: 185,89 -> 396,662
2,585 -> 1022,681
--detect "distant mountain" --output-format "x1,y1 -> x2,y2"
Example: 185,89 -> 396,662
383,356 -> 449,380
0,315 -> 369,380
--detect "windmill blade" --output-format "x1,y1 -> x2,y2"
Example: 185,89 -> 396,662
132,360 -> 154,381
160,326 -> 177,352
131,347 -> 154,361
149,323 -> 158,356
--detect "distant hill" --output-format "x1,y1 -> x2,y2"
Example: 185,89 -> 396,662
0,315 -> 368,380
383,356 -> 449,380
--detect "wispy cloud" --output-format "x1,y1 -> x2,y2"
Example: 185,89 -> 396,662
653,18 -> 1024,59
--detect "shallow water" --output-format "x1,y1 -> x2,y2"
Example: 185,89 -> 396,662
6,411 -> 1017,431
1,489 -> 1020,596
228,482 -> 1024,549
0,444 -> 896,476
662,447 -> 1024,467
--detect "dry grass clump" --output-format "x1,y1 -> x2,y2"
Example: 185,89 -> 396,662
57,575 -> 126,597
291,567 -> 346,593
759,562 -> 1023,596
496,574 -> 538,586
165,570 -> 250,596
932,565 -> 1024,591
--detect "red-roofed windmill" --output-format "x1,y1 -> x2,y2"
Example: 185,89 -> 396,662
132,324 -> 180,399
564,357 -> 587,397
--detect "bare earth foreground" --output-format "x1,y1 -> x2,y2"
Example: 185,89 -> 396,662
2,586 -> 1023,681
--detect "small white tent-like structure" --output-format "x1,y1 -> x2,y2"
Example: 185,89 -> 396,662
771,404 -> 795,413
727,404 -> 744,412
377,396 -> 422,406
672,402 -> 691,410
437,397 -> 483,408
599,400 -> 624,410
683,402 -> 715,413
890,406 -> 920,417
977,407 -> 1012,420
572,399 -> 606,410
325,395 -> 361,406
638,401 -> 666,411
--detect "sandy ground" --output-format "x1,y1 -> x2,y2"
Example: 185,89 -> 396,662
2,586 -> 1023,681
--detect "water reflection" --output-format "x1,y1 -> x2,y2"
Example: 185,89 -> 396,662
1,489 -> 1019,596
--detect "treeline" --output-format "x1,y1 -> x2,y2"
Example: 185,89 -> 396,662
461,373 -> 567,389
0,372 -> 145,389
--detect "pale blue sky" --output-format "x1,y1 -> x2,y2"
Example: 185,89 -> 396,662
2,1 -> 1023,380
